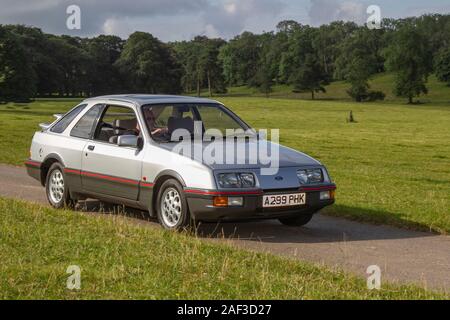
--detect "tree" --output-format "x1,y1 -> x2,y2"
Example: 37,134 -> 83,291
194,37 -> 227,96
281,26 -> 329,99
1,13 -> 450,101
253,63 -> 273,97
0,26 -> 36,102
313,21 -> 359,80
47,35 -> 92,97
218,32 -> 260,87
173,37 -> 226,96
335,28 -> 385,101
434,46 -> 450,86
276,20 -> 301,34
255,32 -> 287,87
83,35 -> 125,95
293,55 -> 328,99
3,25 -> 64,97
415,14 -> 450,62
115,32 -> 181,94
202,38 -> 227,95
384,25 -> 432,103
171,41 -> 196,93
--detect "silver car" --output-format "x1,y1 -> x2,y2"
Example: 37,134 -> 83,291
26,95 -> 336,230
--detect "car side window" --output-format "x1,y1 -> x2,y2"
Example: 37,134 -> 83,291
94,105 -> 138,144
50,104 -> 87,134
70,105 -> 103,139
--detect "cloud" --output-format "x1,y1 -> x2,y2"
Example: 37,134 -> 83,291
308,0 -> 366,25
0,0 -> 208,37
404,4 -> 450,17
201,0 -> 285,38
100,15 -> 206,42
0,0 -> 448,40
102,18 -> 131,37
0,0 -> 285,40
204,24 -> 221,38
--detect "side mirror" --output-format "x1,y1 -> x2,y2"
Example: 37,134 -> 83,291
117,135 -> 139,148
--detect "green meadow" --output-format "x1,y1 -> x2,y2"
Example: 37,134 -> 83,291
0,74 -> 449,233
0,197 -> 446,299
224,73 -> 450,106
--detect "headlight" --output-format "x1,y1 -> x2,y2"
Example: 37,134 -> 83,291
239,173 -> 255,187
217,173 -> 256,188
218,173 -> 240,188
296,168 -> 323,185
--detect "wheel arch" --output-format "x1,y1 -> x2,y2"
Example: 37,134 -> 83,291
40,153 -> 65,186
150,170 -> 186,215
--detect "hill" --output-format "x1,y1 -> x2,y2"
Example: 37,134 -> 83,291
218,73 -> 450,106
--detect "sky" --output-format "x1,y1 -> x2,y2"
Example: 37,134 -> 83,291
0,0 -> 449,41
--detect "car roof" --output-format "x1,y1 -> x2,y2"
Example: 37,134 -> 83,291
83,94 -> 219,106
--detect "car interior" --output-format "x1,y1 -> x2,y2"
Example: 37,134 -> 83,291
108,118 -> 138,144
143,105 -> 196,141
94,106 -> 139,144
167,116 -> 194,135
166,106 -> 195,136
93,104 -> 243,145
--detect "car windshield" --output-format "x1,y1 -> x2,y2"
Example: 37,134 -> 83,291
141,103 -> 253,142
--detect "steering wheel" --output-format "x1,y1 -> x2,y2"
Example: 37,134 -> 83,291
99,122 -> 113,129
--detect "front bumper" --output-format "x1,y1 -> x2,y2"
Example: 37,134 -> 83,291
185,185 -> 336,222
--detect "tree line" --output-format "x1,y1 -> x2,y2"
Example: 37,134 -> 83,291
1,14 -> 449,103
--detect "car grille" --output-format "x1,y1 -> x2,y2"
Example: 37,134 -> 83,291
262,188 -> 299,194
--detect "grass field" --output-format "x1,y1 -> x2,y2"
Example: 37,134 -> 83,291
1,89 -> 449,233
220,97 -> 450,234
0,99 -> 79,165
0,197 -> 446,299
222,73 -> 450,106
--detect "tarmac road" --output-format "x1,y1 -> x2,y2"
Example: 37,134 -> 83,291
1,164 -> 449,292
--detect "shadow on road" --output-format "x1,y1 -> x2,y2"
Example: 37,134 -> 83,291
77,200 -> 434,244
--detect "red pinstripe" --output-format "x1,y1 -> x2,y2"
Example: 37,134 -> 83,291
64,168 -> 144,186
300,185 -> 336,191
25,160 -> 41,167
184,189 -> 263,196
62,168 -> 336,193
80,171 -> 139,185
64,168 -> 81,175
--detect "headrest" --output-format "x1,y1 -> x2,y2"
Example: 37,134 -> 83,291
114,118 -> 137,131
168,116 -> 194,134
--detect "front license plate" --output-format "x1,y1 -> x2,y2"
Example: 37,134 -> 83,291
263,193 -> 306,208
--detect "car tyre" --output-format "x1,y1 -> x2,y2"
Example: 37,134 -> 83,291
45,162 -> 75,209
156,179 -> 192,231
279,213 -> 314,227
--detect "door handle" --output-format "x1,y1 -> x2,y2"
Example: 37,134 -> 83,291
87,145 -> 95,151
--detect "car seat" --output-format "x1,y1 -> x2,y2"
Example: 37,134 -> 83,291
109,118 -> 137,144
167,116 -> 194,135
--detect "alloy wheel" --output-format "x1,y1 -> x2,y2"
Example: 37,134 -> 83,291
160,187 -> 182,228
49,169 -> 65,204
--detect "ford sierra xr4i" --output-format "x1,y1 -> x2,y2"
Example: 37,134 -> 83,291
26,95 -> 336,230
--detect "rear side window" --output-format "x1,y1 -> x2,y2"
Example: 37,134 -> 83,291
50,104 -> 87,134
70,105 -> 103,139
